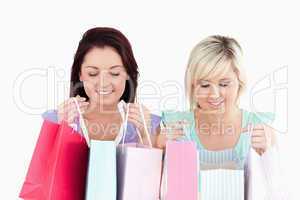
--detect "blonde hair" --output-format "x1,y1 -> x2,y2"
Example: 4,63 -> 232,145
185,35 -> 246,110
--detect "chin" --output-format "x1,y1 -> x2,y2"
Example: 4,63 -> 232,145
200,106 -> 225,114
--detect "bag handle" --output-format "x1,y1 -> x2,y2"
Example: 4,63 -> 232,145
119,103 -> 152,148
74,98 -> 150,148
137,103 -> 153,148
73,97 -> 90,147
74,98 -> 131,147
74,98 -> 134,147
163,122 -> 190,142
117,101 -> 144,146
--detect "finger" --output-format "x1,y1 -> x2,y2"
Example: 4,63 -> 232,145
128,108 -> 151,122
60,99 -> 75,113
127,116 -> 144,130
63,105 -> 79,122
62,109 -> 78,123
253,124 -> 265,130
160,127 -> 185,139
68,104 -> 89,119
241,125 -> 252,133
242,125 -> 264,133
66,101 -> 89,113
128,111 -> 142,120
128,116 -> 151,132
128,105 -> 140,115
251,130 -> 266,137
252,147 -> 264,155
78,101 -> 90,112
128,103 -> 150,115
128,108 -> 140,117
79,104 -> 89,114
58,98 -> 75,111
251,142 -> 266,149
128,103 -> 140,109
64,97 -> 86,111
128,110 -> 150,121
251,136 -> 265,143
66,113 -> 79,124
75,95 -> 86,101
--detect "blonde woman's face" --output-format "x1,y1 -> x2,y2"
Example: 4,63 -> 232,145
79,46 -> 128,107
193,66 -> 240,113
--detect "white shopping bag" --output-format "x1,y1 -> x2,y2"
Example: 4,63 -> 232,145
246,124 -> 287,200
246,147 -> 288,200
200,169 -> 245,200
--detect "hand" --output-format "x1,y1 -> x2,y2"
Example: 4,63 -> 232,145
127,103 -> 152,141
156,121 -> 186,149
57,95 -> 89,126
244,124 -> 275,155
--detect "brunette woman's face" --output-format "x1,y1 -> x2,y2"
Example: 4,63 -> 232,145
79,46 -> 128,108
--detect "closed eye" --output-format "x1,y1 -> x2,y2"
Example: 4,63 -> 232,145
219,82 -> 230,87
219,83 -> 228,87
88,73 -> 98,77
200,84 -> 210,88
110,72 -> 120,76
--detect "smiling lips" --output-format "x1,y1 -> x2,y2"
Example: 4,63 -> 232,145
208,99 -> 224,107
96,89 -> 113,95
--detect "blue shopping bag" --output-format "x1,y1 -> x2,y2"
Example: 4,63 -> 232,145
85,140 -> 117,200
82,100 -> 128,200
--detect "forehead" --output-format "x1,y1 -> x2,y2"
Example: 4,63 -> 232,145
82,46 -> 124,70
199,64 -> 237,82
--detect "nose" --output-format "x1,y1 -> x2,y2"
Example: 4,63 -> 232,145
98,71 -> 111,88
209,84 -> 221,99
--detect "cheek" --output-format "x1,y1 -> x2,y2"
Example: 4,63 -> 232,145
194,89 -> 208,105
223,86 -> 239,103
80,73 -> 98,88
82,81 -> 95,97
112,78 -> 127,92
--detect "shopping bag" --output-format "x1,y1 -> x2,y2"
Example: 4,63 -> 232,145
199,169 -> 244,200
85,140 -> 118,200
160,141 -> 199,200
19,119 -> 89,200
245,123 -> 287,200
159,111 -> 199,200
246,146 -> 287,200
117,104 -> 163,200
117,143 -> 163,200
85,100 -> 131,200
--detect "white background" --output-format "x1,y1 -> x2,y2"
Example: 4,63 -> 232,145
0,0 -> 298,199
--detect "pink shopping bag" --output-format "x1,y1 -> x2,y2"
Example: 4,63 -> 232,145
161,141 -> 199,200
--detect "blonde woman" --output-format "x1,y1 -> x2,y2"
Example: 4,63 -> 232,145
159,35 -> 278,197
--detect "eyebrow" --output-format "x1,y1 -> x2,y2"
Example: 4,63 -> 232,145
198,78 -> 231,83
219,78 -> 232,81
85,65 -> 123,70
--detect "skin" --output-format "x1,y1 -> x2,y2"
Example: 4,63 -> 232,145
58,46 -> 154,144
157,64 -> 275,155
